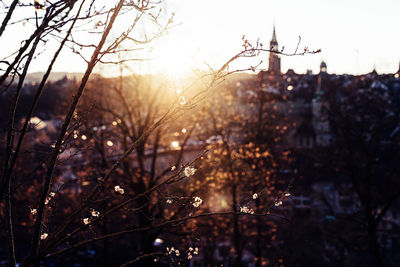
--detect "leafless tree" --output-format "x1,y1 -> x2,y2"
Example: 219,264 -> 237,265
0,1 -> 319,265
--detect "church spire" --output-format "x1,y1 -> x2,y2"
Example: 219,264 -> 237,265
268,25 -> 281,74
272,25 -> 277,43
270,25 -> 278,52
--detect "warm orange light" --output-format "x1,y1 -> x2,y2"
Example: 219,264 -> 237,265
151,36 -> 195,76
170,141 -> 180,149
106,140 -> 114,147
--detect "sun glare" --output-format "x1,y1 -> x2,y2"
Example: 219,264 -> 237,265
151,35 -> 198,77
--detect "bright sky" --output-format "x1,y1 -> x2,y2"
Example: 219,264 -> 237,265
1,0 -> 399,76
160,0 -> 400,75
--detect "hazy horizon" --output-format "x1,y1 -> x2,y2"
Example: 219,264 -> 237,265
1,0 -> 399,77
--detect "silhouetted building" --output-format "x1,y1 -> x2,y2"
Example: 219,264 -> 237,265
312,61 -> 331,146
268,25 -> 281,75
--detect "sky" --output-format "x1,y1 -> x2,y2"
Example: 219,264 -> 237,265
161,0 -> 400,75
1,0 -> 399,76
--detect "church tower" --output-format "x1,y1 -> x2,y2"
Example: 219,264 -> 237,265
268,25 -> 281,74
312,60 -> 331,147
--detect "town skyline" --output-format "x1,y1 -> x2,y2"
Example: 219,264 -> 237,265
1,0 -> 399,76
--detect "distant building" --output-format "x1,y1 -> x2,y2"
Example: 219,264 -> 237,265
268,25 -> 281,75
249,26 -> 400,150
312,61 -> 331,146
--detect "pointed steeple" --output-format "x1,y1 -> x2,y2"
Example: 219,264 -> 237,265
268,24 -> 281,74
272,25 -> 277,43
270,25 -> 278,51
370,64 -> 377,76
